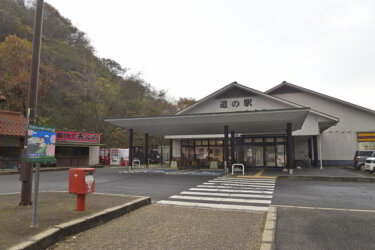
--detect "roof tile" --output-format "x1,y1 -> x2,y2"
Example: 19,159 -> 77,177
0,110 -> 26,137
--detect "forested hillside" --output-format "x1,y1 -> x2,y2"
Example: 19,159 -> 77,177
0,0 -> 195,147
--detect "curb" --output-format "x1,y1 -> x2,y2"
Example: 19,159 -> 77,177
260,205 -> 277,250
0,168 -> 71,176
0,166 -> 103,176
8,196 -> 151,250
277,175 -> 375,182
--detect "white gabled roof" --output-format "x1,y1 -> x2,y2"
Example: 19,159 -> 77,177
176,81 -> 302,115
266,81 -> 375,116
176,81 -> 339,123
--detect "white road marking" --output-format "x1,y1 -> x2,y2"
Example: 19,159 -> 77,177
197,185 -> 274,191
216,177 -> 276,183
209,180 -> 275,185
180,191 -> 273,199
207,181 -> 275,188
190,188 -> 273,194
274,204 -> 375,213
157,200 -> 269,211
170,195 -> 272,204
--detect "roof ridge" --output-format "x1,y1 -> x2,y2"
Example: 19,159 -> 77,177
0,110 -> 23,116
267,81 -> 375,115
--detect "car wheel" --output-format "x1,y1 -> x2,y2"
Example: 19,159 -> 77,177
359,164 -> 365,171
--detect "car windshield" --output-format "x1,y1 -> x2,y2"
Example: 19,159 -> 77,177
358,151 -> 374,156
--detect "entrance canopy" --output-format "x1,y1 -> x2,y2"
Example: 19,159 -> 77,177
105,108 -> 310,136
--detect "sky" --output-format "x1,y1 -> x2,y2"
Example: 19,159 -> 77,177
45,0 -> 375,110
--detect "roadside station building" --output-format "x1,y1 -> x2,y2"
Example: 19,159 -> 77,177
106,81 -> 375,170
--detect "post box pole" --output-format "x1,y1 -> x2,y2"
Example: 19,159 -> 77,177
76,194 -> 86,211
31,162 -> 40,226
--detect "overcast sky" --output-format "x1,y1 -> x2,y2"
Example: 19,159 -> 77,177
45,0 -> 375,110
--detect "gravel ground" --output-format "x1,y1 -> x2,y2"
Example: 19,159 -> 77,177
52,204 -> 266,250
0,192 -> 138,249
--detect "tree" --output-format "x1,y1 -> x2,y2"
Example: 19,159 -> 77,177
176,97 -> 196,112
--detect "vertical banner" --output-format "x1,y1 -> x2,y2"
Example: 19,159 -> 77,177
26,125 -> 56,162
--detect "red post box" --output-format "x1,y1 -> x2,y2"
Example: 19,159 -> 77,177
68,168 -> 96,211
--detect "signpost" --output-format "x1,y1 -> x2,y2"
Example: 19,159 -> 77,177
26,125 -> 56,226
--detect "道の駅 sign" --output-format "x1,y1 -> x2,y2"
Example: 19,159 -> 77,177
26,125 -> 56,162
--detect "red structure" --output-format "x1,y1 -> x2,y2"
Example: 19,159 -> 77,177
68,168 -> 96,211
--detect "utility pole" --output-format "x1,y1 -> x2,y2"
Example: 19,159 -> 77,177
20,0 -> 44,206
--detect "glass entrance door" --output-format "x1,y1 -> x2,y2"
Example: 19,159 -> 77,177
265,146 -> 276,167
255,146 -> 264,167
244,145 -> 255,167
242,136 -> 286,168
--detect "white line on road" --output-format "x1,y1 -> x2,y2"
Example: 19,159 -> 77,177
205,182 -> 275,188
215,178 -> 276,183
190,188 -> 273,194
157,200 -> 269,211
170,195 -> 272,204
274,204 -> 375,213
197,185 -> 274,191
209,180 -> 275,186
180,191 -> 273,199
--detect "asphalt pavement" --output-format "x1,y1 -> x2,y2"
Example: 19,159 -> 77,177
276,207 -> 375,250
0,168 -> 219,201
273,179 -> 375,210
273,179 -> 375,250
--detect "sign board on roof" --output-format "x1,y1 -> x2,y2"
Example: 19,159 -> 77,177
26,125 -> 56,162
357,132 -> 375,142
56,131 -> 100,144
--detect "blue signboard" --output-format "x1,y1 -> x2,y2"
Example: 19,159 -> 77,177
26,125 -> 56,162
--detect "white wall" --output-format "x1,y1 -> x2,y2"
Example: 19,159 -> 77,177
321,132 -> 358,161
89,146 -> 99,166
292,113 -> 320,136
0,136 -> 20,147
273,92 -> 375,131
273,92 -> 375,161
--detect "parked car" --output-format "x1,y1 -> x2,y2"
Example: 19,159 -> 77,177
364,157 -> 375,172
353,150 -> 375,169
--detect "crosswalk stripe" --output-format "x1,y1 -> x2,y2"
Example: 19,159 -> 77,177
216,177 -> 276,182
205,182 -> 275,188
171,195 -> 272,204
157,200 -> 269,212
190,188 -> 273,194
180,191 -> 273,199
157,176 -> 276,211
216,178 -> 276,183
197,185 -> 274,191
208,180 -> 275,186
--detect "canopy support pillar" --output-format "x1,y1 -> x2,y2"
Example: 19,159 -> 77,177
313,135 -> 319,168
129,128 -> 133,170
224,125 -> 229,173
169,139 -> 173,167
144,133 -> 148,168
230,130 -> 235,166
286,123 -> 294,174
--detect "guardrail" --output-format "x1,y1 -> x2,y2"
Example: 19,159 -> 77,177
232,163 -> 245,175
133,159 -> 141,167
